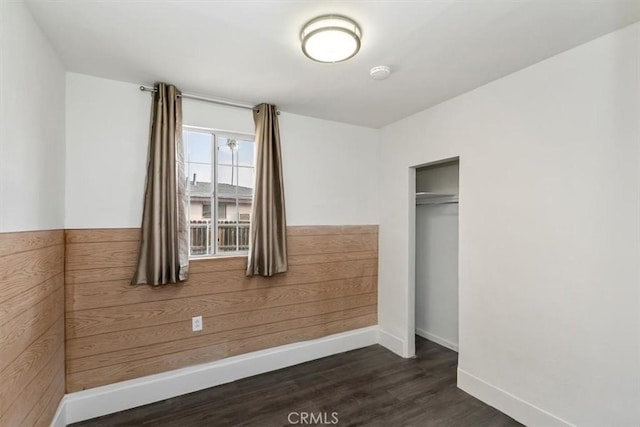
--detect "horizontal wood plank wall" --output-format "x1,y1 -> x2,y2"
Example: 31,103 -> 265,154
65,225 -> 378,392
0,230 -> 65,427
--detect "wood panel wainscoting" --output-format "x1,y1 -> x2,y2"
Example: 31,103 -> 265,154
65,225 -> 378,392
0,230 -> 65,427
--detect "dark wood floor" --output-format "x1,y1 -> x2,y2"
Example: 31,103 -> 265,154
72,336 -> 522,427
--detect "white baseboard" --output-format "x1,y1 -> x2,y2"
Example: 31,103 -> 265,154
457,368 -> 574,427
57,326 -> 377,426
415,328 -> 458,352
377,328 -> 408,357
50,396 -> 66,427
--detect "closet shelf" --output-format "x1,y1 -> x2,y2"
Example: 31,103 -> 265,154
416,192 -> 458,205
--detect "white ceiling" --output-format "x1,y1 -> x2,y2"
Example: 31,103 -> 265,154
26,0 -> 640,128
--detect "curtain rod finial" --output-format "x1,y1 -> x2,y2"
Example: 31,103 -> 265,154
139,86 -> 146,91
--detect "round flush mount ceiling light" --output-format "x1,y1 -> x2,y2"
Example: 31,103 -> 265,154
301,15 -> 361,63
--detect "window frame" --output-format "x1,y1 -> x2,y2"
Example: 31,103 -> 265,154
183,125 -> 255,259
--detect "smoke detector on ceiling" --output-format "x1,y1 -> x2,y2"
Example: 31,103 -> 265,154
370,65 -> 391,80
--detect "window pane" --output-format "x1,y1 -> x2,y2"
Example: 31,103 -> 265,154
188,163 -> 212,187
182,131 -> 189,159
217,203 -> 227,221
238,197 -> 252,223
238,140 -> 254,166
217,165 -> 234,188
218,219 -> 241,253
189,196 -> 212,220
238,167 -> 254,191
189,218 -> 212,256
202,203 -> 211,219
228,201 -> 240,222
217,137 -> 233,165
184,127 -> 254,257
188,132 -> 212,164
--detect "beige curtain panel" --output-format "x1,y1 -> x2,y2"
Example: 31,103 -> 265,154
246,103 -> 288,277
132,82 -> 189,285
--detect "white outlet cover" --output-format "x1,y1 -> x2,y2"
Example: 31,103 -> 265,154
192,316 -> 203,332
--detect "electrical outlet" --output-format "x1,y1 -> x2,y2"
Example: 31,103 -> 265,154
192,315 -> 203,332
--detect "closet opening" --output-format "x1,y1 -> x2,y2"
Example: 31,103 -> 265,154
413,158 -> 459,356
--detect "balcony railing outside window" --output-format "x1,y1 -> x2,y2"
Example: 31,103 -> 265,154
190,220 -> 250,256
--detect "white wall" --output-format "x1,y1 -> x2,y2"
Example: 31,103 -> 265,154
378,22 -> 640,426
65,73 -> 379,228
65,74 -> 149,228
0,0 -> 65,232
278,112 -> 379,226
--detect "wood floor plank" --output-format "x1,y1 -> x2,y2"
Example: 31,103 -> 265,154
66,258 -> 377,311
67,293 -> 377,359
66,276 -> 376,339
0,229 -> 63,258
67,313 -> 376,391
0,244 -> 64,304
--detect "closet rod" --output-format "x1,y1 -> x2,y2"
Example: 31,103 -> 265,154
416,200 -> 459,206
139,86 -> 280,115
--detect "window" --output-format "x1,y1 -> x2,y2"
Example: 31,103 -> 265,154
202,203 -> 211,219
217,203 -> 227,220
183,127 -> 255,257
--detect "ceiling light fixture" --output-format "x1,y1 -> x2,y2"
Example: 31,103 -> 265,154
301,15 -> 361,63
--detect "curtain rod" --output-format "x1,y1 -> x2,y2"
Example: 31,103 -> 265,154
139,86 -> 280,115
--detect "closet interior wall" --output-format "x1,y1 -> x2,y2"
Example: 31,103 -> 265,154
415,160 -> 459,351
